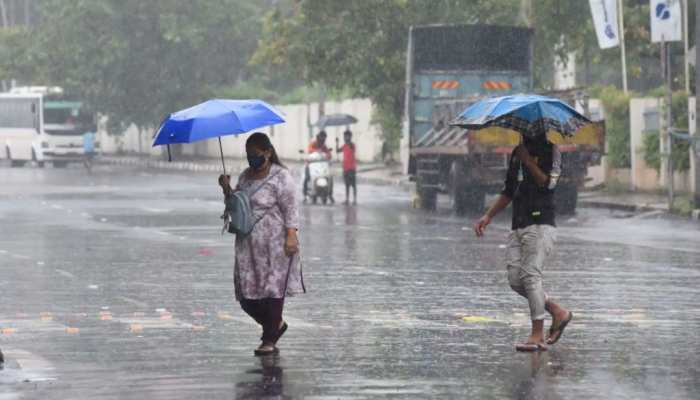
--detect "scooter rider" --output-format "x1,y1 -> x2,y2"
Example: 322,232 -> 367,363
303,131 -> 334,203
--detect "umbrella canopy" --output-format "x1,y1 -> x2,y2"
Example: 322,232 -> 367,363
314,113 -> 358,128
450,94 -> 590,138
152,99 -> 285,146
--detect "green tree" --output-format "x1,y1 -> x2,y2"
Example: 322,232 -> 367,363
252,0 -> 597,149
17,0 -> 265,136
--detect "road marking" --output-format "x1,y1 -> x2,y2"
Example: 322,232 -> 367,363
55,269 -> 75,279
141,207 -> 172,213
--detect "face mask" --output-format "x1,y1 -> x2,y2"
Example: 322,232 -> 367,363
247,153 -> 267,170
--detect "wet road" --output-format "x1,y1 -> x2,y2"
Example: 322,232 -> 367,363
0,164 -> 699,399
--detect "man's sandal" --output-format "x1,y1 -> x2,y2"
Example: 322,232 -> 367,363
515,342 -> 548,352
547,312 -> 573,345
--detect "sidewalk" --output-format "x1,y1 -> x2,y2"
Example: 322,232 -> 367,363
578,190 -> 670,213
99,154 -> 410,188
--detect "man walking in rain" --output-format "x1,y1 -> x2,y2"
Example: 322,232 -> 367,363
474,133 -> 572,352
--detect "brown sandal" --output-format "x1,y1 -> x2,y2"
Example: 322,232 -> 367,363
547,312 -> 573,345
515,342 -> 548,352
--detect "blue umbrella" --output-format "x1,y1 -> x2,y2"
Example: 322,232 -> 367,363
450,94 -> 590,138
152,99 -> 285,172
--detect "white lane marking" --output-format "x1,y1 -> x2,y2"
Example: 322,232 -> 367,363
88,284 -> 99,290
141,207 -> 172,213
115,316 -> 193,330
11,254 -> 30,260
55,269 -> 75,279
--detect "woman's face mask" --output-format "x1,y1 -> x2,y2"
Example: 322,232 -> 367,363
247,151 -> 268,170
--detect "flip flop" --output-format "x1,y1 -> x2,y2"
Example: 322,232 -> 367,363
254,346 -> 280,356
273,322 -> 288,344
547,312 -> 573,345
515,342 -> 548,352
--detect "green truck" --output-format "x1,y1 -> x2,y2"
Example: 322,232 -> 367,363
402,24 -> 604,214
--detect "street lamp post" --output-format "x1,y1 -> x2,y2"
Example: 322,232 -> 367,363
695,0 -> 700,208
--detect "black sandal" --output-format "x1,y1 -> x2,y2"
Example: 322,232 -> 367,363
547,312 -> 573,345
254,344 -> 279,356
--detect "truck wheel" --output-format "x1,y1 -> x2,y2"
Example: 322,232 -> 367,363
449,160 -> 484,215
418,188 -> 437,211
453,187 -> 485,215
556,184 -> 578,215
32,150 -> 45,168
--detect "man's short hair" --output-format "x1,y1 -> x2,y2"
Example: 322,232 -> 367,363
318,131 -> 327,139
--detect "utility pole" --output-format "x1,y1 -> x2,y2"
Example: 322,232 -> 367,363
618,0 -> 628,93
695,0 -> 700,208
663,39 -> 674,210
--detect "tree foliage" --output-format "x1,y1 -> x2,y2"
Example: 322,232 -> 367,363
8,0 -> 265,133
251,0 -> 605,148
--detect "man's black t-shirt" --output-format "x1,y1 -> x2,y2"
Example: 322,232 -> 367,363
501,143 -> 561,230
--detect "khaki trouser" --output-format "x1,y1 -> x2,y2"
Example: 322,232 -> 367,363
506,224 -> 557,321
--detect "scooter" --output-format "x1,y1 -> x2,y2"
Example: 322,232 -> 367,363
306,151 -> 333,205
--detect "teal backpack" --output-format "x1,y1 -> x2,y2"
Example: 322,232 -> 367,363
222,170 -> 281,237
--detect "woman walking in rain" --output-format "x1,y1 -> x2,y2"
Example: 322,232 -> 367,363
218,132 -> 305,356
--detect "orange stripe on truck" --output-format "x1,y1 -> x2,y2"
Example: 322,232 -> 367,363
432,80 -> 460,90
482,81 -> 512,90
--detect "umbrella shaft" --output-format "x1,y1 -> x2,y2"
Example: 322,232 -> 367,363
218,137 -> 226,175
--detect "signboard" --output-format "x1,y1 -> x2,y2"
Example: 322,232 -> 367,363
650,0 -> 682,42
589,0 -> 620,49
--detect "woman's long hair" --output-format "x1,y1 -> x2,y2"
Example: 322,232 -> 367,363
246,132 -> 284,168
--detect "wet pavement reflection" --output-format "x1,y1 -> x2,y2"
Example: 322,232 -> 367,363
0,165 -> 698,399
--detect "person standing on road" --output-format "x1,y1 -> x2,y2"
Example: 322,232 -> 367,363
336,130 -> 357,205
82,128 -> 96,171
218,132 -> 305,356
474,133 -> 572,352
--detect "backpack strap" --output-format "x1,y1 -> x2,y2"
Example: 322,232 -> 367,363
247,168 -> 283,198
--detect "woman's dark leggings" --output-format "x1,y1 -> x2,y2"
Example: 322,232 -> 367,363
239,298 -> 285,343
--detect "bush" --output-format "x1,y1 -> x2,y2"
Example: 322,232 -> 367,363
641,91 -> 691,172
590,85 -> 632,168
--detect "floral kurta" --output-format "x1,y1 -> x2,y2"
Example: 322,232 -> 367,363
233,164 -> 304,300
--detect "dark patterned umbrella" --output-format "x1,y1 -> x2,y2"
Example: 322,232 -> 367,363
450,94 -> 590,138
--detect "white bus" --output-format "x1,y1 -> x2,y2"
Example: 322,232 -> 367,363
0,87 -> 94,167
